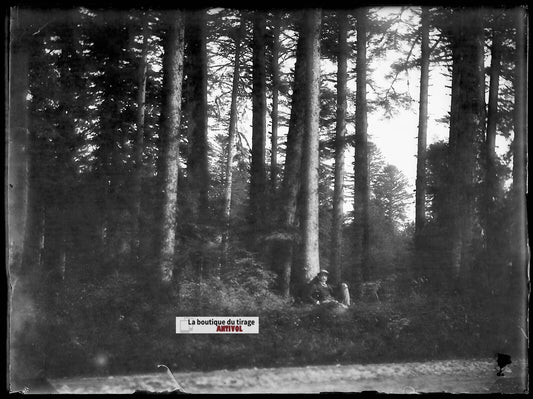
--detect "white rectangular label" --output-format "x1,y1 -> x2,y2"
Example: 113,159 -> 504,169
175,317 -> 259,334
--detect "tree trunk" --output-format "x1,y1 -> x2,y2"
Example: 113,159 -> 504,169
485,29 -> 501,189
8,12 -> 30,277
330,11 -> 348,286
275,24 -> 307,297
185,10 -> 210,221
415,7 -> 430,246
298,9 -> 322,286
55,18 -> 82,285
249,11 -> 267,242
8,10 -> 32,387
158,12 -> 185,284
221,18 -> 245,272
510,7 -> 527,297
98,16 -> 130,268
38,18 -> 79,298
447,9 -> 485,284
132,14 -> 149,261
270,11 -> 281,207
354,8 -> 370,284
483,24 -> 502,291
22,85 -> 45,278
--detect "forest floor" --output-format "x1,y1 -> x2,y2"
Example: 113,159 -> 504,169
49,358 -> 527,394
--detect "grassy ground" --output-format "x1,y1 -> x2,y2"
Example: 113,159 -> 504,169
49,359 -> 528,393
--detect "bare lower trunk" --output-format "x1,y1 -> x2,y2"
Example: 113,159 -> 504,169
22,89 -> 45,277
483,26 -> 502,290
185,10 -> 210,221
8,19 -> 30,277
132,15 -> 149,260
221,18 -> 245,272
354,8 -> 370,284
298,9 -> 321,285
270,11 -> 281,206
249,11 -> 267,242
98,17 -> 130,267
415,7 -> 430,246
448,10 -> 485,284
8,13 -> 32,385
275,23 -> 306,297
159,12 -> 185,283
510,7 -> 527,297
330,11 -> 348,286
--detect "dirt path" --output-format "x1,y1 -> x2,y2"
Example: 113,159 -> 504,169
50,359 -> 527,394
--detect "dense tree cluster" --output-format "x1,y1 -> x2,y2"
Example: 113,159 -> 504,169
7,6 -> 527,385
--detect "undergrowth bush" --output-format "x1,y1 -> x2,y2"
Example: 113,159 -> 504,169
178,257 -> 288,314
40,267 -> 524,379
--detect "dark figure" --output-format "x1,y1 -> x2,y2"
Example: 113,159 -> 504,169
307,270 -> 350,307
496,353 -> 512,376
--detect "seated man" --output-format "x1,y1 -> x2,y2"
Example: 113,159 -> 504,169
307,270 -> 350,307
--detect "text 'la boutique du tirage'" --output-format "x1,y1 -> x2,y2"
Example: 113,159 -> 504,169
175,317 -> 259,334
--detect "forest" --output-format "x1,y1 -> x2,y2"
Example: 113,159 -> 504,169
7,5 -> 528,387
